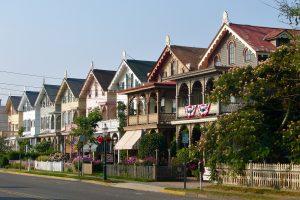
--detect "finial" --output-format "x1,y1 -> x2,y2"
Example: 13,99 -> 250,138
222,11 -> 229,25
122,50 -> 127,61
43,77 -> 45,85
9,92 -> 11,97
23,86 -> 26,91
166,35 -> 171,47
64,69 -> 68,79
90,60 -> 94,70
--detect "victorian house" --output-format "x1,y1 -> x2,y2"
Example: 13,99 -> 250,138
115,37 -> 207,154
17,91 -> 39,145
170,12 -> 300,147
55,74 -> 85,155
108,51 -> 156,105
35,84 -> 60,149
2,96 -> 22,149
79,67 -> 116,154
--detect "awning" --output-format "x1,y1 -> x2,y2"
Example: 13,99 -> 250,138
114,130 -> 142,150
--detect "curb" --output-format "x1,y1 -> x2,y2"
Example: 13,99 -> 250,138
162,189 -> 186,196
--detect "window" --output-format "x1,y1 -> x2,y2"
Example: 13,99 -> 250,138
95,84 -> 98,97
244,48 -> 251,62
160,98 -> 165,113
214,56 -> 221,67
130,74 -> 134,88
171,61 -> 177,76
228,42 -> 235,65
172,99 -> 176,113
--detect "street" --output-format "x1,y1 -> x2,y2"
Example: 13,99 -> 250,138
0,173 -> 199,200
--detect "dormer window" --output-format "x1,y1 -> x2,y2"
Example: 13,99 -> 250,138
244,48 -> 251,62
228,42 -> 235,65
214,55 -> 221,67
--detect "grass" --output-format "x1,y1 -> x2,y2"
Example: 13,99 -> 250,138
166,184 -> 300,200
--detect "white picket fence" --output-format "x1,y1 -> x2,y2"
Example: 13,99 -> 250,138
220,163 -> 300,190
34,161 -> 64,172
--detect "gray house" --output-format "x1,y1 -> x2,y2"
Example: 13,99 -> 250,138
35,84 -> 60,147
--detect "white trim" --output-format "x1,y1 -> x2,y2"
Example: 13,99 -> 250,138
198,24 -> 257,68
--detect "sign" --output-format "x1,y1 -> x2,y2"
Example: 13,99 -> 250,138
182,132 -> 189,145
97,136 -> 103,144
184,103 -> 211,118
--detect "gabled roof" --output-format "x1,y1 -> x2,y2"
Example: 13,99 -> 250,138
65,78 -> 85,98
25,91 -> 39,107
44,84 -> 60,103
119,81 -> 176,94
6,96 -> 22,112
198,22 -> 300,68
125,59 -> 156,82
92,69 -> 116,91
148,45 -> 207,81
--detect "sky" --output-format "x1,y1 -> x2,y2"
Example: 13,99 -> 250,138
0,0 -> 293,104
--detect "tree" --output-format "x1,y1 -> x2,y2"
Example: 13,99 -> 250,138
202,39 -> 300,179
276,0 -> 300,26
17,127 -> 30,152
33,140 -> 54,154
0,137 -> 10,155
138,131 -> 165,158
117,101 -> 126,137
71,108 -> 102,151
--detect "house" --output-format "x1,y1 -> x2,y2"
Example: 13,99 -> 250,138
0,100 -> 8,131
17,91 -> 39,146
55,73 -> 85,155
115,37 -> 207,155
35,84 -> 60,149
108,51 -> 156,105
170,11 -> 300,147
79,66 -> 116,156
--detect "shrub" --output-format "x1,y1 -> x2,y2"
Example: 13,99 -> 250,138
36,155 -> 49,162
124,156 -> 137,165
92,160 -> 102,172
8,162 -> 25,169
0,156 -> 9,167
141,156 -> 156,166
138,132 -> 165,158
6,151 -> 23,160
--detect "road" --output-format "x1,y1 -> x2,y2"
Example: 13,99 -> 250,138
0,173 -> 199,200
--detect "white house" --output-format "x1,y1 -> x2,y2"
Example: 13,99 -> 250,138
18,91 -> 39,145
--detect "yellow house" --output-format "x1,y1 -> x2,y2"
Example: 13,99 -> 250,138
55,75 -> 86,156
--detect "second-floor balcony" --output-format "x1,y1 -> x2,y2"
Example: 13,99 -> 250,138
128,112 -> 176,126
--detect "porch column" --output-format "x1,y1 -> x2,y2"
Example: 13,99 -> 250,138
137,95 -> 140,124
127,95 -> 130,126
156,90 -> 160,122
202,79 -> 206,103
146,93 -> 150,124
175,95 -> 179,119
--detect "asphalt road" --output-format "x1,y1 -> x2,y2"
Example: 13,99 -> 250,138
0,173 -> 199,200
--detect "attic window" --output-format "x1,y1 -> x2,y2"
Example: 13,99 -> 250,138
214,55 -> 221,67
171,61 -> 177,76
244,48 -> 251,62
228,42 -> 235,65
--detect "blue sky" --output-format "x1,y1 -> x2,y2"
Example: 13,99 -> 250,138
0,0 -> 291,103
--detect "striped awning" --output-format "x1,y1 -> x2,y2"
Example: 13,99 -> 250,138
114,130 -> 142,150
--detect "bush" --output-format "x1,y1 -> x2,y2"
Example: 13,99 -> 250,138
36,155 -> 49,161
8,162 -> 25,169
92,160 -> 102,172
6,151 -> 23,160
138,132 -> 165,158
0,156 -> 9,167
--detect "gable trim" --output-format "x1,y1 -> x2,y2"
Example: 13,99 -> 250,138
198,24 -> 257,68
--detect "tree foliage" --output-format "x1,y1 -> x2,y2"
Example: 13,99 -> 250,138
33,140 -> 54,154
202,40 -> 300,179
138,131 -> 165,158
276,0 -> 300,26
0,137 -> 10,155
71,108 -> 102,150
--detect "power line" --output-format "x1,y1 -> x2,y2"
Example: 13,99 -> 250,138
0,69 -> 62,80
0,82 -> 41,89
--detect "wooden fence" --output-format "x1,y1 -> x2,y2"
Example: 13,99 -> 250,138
107,164 -> 155,180
220,163 -> 300,190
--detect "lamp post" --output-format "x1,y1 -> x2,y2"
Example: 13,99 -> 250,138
102,123 -> 108,180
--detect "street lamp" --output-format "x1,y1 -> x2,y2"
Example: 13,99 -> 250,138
102,123 -> 108,180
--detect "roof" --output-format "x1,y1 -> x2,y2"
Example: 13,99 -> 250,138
170,45 -> 207,70
229,23 -> 300,52
92,69 -> 116,91
119,81 -> 176,94
148,45 -> 207,81
44,84 -> 60,102
66,78 -> 85,98
125,59 -> 156,82
25,91 -> 39,107
7,96 -> 22,111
